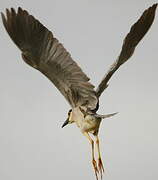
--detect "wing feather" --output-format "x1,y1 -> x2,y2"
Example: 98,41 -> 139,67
1,7 -> 98,109
96,4 -> 157,98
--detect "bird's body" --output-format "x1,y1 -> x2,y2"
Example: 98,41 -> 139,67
71,107 -> 101,135
81,114 -> 101,135
1,4 -> 157,180
69,107 -> 117,135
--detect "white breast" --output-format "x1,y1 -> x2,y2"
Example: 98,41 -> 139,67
71,107 -> 101,134
71,107 -> 84,128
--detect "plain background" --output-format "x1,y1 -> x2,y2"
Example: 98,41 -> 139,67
0,0 -> 158,180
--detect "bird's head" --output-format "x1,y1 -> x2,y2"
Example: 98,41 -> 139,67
62,109 -> 74,128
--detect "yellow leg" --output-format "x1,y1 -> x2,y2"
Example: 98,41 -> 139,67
95,135 -> 104,179
83,132 -> 99,180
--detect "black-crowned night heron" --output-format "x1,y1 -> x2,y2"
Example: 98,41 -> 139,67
1,4 -> 157,180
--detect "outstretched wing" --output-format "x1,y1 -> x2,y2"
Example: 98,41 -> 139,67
96,4 -> 157,98
1,7 -> 98,109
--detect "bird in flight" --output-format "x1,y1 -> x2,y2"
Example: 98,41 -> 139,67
1,4 -> 157,180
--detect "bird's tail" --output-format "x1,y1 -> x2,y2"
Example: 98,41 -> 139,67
95,112 -> 118,119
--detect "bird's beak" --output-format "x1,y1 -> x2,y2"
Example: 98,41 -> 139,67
62,118 -> 69,128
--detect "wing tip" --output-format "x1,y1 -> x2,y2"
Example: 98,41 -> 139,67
1,11 -> 5,19
1,11 -> 8,30
152,3 -> 158,9
147,3 -> 157,16
1,7 -> 26,17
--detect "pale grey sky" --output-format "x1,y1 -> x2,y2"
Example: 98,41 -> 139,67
0,0 -> 158,180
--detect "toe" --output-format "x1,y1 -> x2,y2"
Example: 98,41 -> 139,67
98,158 -> 104,179
92,159 -> 99,180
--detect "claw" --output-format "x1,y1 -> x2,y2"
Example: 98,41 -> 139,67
98,158 -> 104,179
92,159 -> 99,180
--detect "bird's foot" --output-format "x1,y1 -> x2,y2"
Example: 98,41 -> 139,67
98,158 -> 104,179
92,159 -> 99,180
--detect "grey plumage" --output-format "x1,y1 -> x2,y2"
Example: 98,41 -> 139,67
96,4 -> 157,98
1,7 -> 98,110
1,4 -> 157,112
